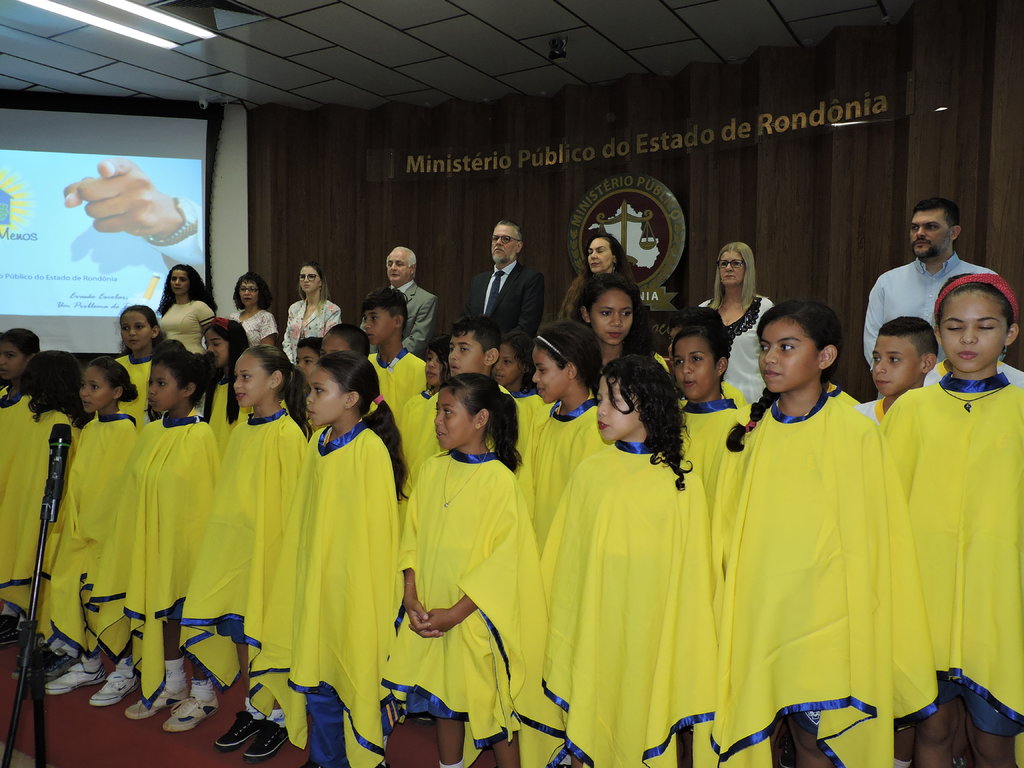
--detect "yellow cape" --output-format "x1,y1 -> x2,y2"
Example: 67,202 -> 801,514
206,380 -> 250,452
114,354 -> 152,431
710,398 -> 936,766
180,410 -> 307,687
681,398 -> 741,495
370,351 -> 425,431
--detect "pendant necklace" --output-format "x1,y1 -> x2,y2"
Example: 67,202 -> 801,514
940,385 -> 1005,413
442,460 -> 481,508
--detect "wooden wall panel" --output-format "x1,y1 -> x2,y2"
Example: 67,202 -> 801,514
246,0 -> 1023,398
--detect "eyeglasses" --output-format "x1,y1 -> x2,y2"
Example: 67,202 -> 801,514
239,285 -> 258,293
491,235 -> 521,244
298,273 -> 319,280
717,259 -> 745,270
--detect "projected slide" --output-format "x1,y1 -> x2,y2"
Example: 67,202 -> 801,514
1,150 -> 203,317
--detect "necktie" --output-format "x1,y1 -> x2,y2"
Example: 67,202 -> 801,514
484,269 -> 504,315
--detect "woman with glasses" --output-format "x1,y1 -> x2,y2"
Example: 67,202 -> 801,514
700,242 -> 774,403
229,271 -> 279,347
282,261 -> 342,363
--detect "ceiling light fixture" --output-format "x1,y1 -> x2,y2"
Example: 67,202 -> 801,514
94,0 -> 215,39
14,0 -> 177,48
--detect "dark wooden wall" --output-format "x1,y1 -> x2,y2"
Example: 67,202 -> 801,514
247,0 -> 1024,400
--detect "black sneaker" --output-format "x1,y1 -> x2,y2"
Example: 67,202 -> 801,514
43,652 -> 79,683
214,711 -> 263,752
243,721 -> 288,763
0,617 -> 19,647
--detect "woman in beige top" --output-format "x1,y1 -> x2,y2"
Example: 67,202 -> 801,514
158,264 -> 216,354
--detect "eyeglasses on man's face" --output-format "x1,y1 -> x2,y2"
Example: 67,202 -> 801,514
491,235 -> 520,244
717,259 -> 745,270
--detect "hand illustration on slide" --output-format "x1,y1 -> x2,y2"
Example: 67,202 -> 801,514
64,158 -> 185,240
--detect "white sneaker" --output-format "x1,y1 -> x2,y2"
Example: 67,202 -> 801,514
162,695 -> 219,732
45,661 -> 105,694
123,684 -> 185,719
90,669 -> 140,707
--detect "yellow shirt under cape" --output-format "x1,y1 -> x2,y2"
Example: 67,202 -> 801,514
47,413 -> 138,654
114,354 -> 152,431
883,377 -> 1024,730
370,350 -> 425,431
542,442 -> 718,767
710,394 -> 936,767
382,450 -> 563,768
249,423 -> 400,768
180,408 -> 307,687
119,415 -> 219,702
530,398 -> 607,550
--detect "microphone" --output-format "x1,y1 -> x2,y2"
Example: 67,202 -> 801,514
41,424 -> 72,521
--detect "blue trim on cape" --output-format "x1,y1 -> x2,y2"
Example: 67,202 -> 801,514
939,371 -> 1011,393
449,448 -> 498,464
318,420 -> 368,456
826,383 -> 845,398
99,412 -> 136,425
939,669 -> 1024,725
615,440 -> 652,454
0,391 -> 24,408
419,390 -> 431,399
127,354 -> 152,364
162,414 -> 201,428
683,397 -> 737,414
770,390 -> 829,424
550,397 -> 596,422
287,680 -> 386,756
511,388 -> 538,398
247,407 -> 286,425
376,347 -> 409,372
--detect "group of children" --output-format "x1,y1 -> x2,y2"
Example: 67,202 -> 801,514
0,271 -> 1021,768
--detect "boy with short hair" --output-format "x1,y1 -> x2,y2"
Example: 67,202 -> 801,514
856,316 -> 938,423
321,323 -> 370,357
362,287 -> 424,426
295,337 -> 322,384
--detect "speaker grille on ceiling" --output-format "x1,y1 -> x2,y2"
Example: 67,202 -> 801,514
152,0 -> 266,30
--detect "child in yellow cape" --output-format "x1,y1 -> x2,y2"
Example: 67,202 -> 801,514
45,357 -> 140,700
248,351 -> 404,768
201,318 -> 251,451
399,333 -> 450,490
180,345 -> 310,761
115,305 -> 163,431
382,373 -> 564,768
711,300 -> 937,768
883,274 -> 1024,768
542,355 -> 718,767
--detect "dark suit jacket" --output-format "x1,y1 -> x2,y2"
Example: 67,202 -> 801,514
463,261 -> 545,336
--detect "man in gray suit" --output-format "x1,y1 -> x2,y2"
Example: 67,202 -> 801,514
385,246 -> 437,358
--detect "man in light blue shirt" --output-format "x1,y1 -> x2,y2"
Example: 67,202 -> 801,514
863,197 -> 993,365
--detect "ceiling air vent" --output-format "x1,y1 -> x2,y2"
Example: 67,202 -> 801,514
152,0 -> 266,31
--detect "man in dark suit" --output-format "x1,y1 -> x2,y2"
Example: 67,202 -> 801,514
463,220 -> 545,336
385,246 -> 437,357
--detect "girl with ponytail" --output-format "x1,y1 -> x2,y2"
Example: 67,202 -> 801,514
541,355 -> 717,767
710,300 -> 937,768
248,351 -> 405,768
180,345 -> 310,761
383,373 -> 562,768
202,318 -> 250,451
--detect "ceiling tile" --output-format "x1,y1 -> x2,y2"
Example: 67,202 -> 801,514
0,0 -> 83,37
498,65 -> 582,97
291,78 -> 387,108
0,72 -> 33,89
789,7 -> 885,45
882,0 -> 915,23
229,0 -> 338,16
409,15 -> 547,76
630,38 -> 721,75
286,4 -> 440,66
88,62 -> 221,100
343,0 -> 463,29
0,24 -> 112,73
222,18 -> 330,57
559,0 -> 699,49
0,55 -> 135,96
290,47 -> 422,95
772,0 -> 871,20
395,56 -> 512,101
521,27 -> 644,84
676,0 -> 796,60
456,0 -> 582,39
53,27 -> 224,80
388,88 -> 450,107
176,36 -> 325,89
26,84 -> 62,92
191,71 -> 321,108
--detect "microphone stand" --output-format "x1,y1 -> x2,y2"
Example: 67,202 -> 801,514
2,430 -> 69,768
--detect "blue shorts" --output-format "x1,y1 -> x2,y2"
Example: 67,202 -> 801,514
790,709 -> 821,734
939,680 -> 1024,737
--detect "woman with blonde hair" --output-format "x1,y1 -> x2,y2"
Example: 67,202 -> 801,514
700,242 -> 774,402
282,261 -> 341,363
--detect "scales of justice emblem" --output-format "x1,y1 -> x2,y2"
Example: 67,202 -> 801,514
566,173 -> 686,311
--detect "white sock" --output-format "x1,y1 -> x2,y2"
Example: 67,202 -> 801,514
164,657 -> 186,690
190,677 -> 216,703
1,603 -> 18,617
268,708 -> 285,726
81,653 -> 102,674
894,760 -> 912,768
440,761 -> 464,768
49,638 -> 75,656
116,655 -> 134,674
244,697 -> 265,719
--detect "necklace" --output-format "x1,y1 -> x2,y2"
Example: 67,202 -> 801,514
442,460 -> 481,508
940,385 -> 1005,412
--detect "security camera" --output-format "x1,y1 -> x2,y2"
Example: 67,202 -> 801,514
199,97 -> 209,110
549,37 -> 567,61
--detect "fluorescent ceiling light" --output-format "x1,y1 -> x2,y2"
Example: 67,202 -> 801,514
14,0 -> 177,48
95,0 -> 216,39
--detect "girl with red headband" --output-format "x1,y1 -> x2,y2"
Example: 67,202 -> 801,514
884,273 -> 1024,768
